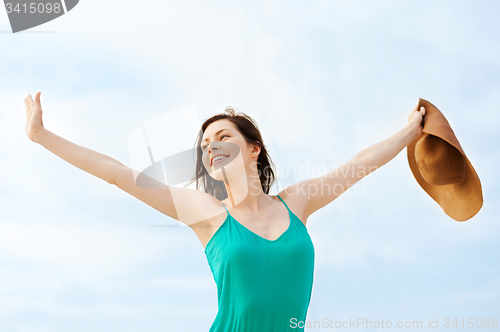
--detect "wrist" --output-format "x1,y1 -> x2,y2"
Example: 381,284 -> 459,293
32,127 -> 47,144
406,121 -> 422,142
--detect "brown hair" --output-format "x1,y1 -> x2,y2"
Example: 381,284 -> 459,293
186,106 -> 276,200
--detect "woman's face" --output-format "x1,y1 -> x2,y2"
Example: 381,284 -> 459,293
201,119 -> 258,181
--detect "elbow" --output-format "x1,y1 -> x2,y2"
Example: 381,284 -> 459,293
102,162 -> 124,186
102,171 -> 116,186
352,156 -> 379,178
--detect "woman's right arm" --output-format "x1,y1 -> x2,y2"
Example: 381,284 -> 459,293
33,128 -> 120,185
25,92 -> 117,185
24,92 -> 223,228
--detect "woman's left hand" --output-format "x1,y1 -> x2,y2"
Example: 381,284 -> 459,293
408,103 -> 425,136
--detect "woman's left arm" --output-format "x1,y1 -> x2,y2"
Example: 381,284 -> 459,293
279,103 -> 426,224
353,105 -> 425,169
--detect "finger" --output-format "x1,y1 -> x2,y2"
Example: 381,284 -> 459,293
27,94 -> 35,108
35,92 -> 41,107
24,98 -> 29,110
420,106 -> 425,115
412,103 -> 419,113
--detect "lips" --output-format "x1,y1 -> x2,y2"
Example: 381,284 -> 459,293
211,154 -> 230,166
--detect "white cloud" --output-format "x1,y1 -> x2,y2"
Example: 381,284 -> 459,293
146,275 -> 215,291
1,0 -> 499,330
0,220 -> 175,282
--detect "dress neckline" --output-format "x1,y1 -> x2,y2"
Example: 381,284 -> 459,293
224,195 -> 292,243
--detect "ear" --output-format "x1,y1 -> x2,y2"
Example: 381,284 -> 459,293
251,141 -> 262,159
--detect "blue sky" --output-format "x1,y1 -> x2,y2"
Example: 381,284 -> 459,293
1,0 -> 499,331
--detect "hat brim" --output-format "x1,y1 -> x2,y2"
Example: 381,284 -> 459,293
407,133 -> 483,221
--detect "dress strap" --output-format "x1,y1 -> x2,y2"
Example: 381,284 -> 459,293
221,202 -> 230,216
276,194 -> 291,212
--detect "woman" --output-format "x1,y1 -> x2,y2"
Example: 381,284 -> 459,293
24,92 -> 425,331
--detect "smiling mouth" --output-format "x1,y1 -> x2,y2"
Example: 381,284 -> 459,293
211,155 -> 230,166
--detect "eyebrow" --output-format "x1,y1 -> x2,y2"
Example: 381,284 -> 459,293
202,129 -> 231,143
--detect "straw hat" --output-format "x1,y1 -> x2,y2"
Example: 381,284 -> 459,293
407,98 -> 483,221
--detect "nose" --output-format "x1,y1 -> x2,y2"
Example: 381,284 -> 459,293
208,144 -> 218,154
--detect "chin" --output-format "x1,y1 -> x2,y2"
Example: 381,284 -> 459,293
207,165 -> 227,182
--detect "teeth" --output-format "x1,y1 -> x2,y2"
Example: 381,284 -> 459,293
212,155 -> 228,165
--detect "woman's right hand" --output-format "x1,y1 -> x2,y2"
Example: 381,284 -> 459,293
24,92 -> 44,143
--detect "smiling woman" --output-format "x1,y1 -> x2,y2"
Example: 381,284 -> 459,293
188,106 -> 277,201
183,106 -> 316,332
24,92 -> 426,331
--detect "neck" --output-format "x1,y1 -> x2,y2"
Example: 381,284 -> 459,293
222,160 -> 272,213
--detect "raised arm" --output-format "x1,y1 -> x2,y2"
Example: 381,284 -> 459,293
24,92 -> 223,228
25,92 -> 119,185
278,103 -> 426,224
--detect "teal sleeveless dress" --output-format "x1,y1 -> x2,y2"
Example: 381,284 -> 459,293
204,194 -> 315,331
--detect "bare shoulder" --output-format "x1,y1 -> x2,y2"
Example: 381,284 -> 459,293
277,188 -> 309,226
186,195 -> 228,250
